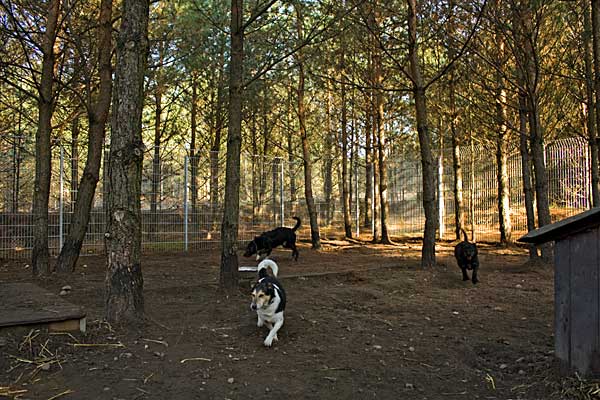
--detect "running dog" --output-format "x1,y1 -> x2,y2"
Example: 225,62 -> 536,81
250,259 -> 286,347
454,228 -> 480,284
243,217 -> 301,261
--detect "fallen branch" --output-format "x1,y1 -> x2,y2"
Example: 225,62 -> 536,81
71,342 -> 125,348
46,389 -> 74,400
180,357 -> 211,363
141,338 -> 168,347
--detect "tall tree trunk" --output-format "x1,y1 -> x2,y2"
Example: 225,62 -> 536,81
364,92 -> 373,228
495,38 -> 511,244
295,3 -> 321,249
324,92 -> 333,226
339,30 -> 352,238
408,0 -> 437,267
190,73 -> 199,224
12,115 -> 22,213
519,93 -> 538,259
56,0 -> 113,273
591,0 -> 600,205
287,84 -> 297,204
105,0 -> 149,323
448,0 -> 464,240
515,2 -> 551,260
220,0 -> 243,289
70,117 -> 80,204
151,90 -> 162,215
374,44 -> 391,244
210,49 -> 225,228
32,0 -> 61,276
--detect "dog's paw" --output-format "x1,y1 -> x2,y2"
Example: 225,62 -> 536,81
263,336 -> 274,347
257,319 -> 264,327
472,278 -> 479,284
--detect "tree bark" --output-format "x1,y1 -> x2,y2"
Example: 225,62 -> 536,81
339,31 -> 352,238
364,91 -> 373,229
518,93 -> 538,259
210,48 -> 225,228
324,90 -> 333,226
448,0 -> 464,240
407,0 -> 437,267
591,0 -> 600,205
514,2 -> 551,260
70,117 -> 80,204
295,3 -> 321,249
495,39 -> 511,244
220,0 -> 243,289
190,73 -> 199,224
104,0 -> 149,323
56,0 -> 113,274
32,0 -> 61,276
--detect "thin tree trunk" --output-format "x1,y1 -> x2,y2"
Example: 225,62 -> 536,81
32,0 -> 61,276
495,39 -> 511,244
516,2 -> 551,260
324,90 -> 333,225
519,93 -> 538,259
210,49 -> 225,228
151,91 -> 162,215
12,116 -> 22,213
340,31 -> 352,238
104,0 -> 149,323
190,73 -> 199,225
364,92 -> 373,228
287,86 -> 297,204
448,0 -> 463,240
220,0 -> 243,289
374,50 -> 391,244
295,3 -> 321,249
591,0 -> 600,205
55,0 -> 113,273
408,0 -> 437,267
70,117 -> 79,204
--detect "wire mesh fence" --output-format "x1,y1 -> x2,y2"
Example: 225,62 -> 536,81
0,137 -> 593,259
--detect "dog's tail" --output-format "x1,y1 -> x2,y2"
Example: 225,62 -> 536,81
291,216 -> 301,232
460,228 -> 470,242
257,259 -> 279,278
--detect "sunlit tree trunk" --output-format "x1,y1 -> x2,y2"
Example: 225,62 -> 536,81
295,3 -> 321,249
32,0 -> 61,276
220,0 -> 243,289
407,0 -> 437,267
104,0 -> 149,323
590,0 -> 600,205
56,0 -> 113,273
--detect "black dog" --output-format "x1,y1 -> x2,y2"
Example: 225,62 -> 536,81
454,228 -> 479,284
244,217 -> 301,261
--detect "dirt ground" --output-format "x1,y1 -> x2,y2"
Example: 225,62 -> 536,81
0,239 -> 596,399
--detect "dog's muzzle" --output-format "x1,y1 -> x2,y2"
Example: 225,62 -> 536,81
251,303 -> 257,311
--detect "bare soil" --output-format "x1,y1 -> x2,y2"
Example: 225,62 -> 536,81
0,239 -> 588,399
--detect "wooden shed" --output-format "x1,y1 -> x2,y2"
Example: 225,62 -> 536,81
519,208 -> 600,377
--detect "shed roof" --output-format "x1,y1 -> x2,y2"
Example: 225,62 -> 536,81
518,208 -> 600,244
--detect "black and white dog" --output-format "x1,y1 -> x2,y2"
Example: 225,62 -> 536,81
250,259 -> 286,347
454,228 -> 480,284
243,217 -> 301,261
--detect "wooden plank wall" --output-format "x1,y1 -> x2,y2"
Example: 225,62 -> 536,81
558,228 -> 600,376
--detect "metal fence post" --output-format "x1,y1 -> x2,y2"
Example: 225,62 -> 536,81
183,155 -> 189,252
59,145 -> 64,250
